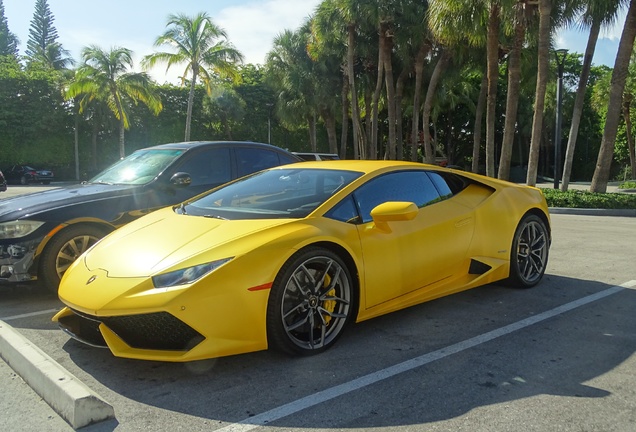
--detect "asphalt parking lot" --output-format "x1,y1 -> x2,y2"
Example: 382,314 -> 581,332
1,186 -> 635,431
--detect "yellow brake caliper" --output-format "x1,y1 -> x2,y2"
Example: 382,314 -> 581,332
321,274 -> 336,325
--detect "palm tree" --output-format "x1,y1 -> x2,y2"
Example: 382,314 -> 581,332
591,0 -> 636,192
313,0 -> 366,159
428,0 -> 511,177
266,27 -> 319,151
561,0 -> 626,190
143,12 -> 243,142
526,0 -> 552,186
67,46 -> 162,158
498,1 -> 528,181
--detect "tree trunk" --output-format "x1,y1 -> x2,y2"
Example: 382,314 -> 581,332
485,4 -> 501,178
623,94 -> 636,178
395,68 -> 408,161
498,4 -> 525,181
561,19 -> 600,190
382,23 -> 397,160
422,49 -> 450,164
114,95 -> 126,158
308,114 -> 317,152
472,72 -> 488,173
185,66 -> 198,142
340,76 -> 349,158
91,119 -> 98,172
347,24 -> 364,159
321,107 -> 338,154
370,29 -> 385,161
591,0 -> 636,192
526,0 -> 552,186
411,43 -> 429,162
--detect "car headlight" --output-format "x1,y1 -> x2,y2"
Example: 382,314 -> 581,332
0,221 -> 45,239
152,258 -> 233,288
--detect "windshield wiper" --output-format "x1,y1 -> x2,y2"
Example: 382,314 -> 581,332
204,214 -> 228,220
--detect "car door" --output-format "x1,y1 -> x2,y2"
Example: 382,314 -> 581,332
353,170 -> 475,308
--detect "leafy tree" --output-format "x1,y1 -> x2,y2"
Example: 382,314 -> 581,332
68,46 -> 162,158
203,85 -> 246,140
526,0 -> 552,186
0,59 -> 74,168
591,0 -> 636,192
313,0 -> 367,159
561,0 -> 626,190
266,27 -> 319,151
143,12 -> 244,141
25,0 -> 73,69
0,0 -> 19,58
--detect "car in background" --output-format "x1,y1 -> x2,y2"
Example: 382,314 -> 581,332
0,141 -> 301,293
0,170 -> 6,192
293,152 -> 340,161
54,160 -> 550,362
3,165 -> 55,185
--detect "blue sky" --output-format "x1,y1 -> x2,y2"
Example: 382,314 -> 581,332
3,0 -> 627,83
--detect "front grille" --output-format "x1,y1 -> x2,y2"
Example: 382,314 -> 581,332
58,312 -> 107,347
71,309 -> 205,351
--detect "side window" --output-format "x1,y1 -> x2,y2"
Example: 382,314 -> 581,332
325,195 -> 359,223
235,148 -> 280,177
353,171 -> 441,223
279,152 -> 300,165
427,172 -> 453,200
174,147 -> 231,187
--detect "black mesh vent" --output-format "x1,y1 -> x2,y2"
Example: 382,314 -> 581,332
71,309 -> 204,351
58,312 -> 107,347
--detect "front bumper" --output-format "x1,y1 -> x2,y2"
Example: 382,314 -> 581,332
0,238 -> 40,283
56,307 -> 205,351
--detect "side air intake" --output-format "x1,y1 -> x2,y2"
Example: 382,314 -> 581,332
469,259 -> 492,275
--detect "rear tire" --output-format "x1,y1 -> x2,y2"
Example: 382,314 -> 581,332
266,247 -> 353,355
39,225 -> 107,293
507,214 -> 549,288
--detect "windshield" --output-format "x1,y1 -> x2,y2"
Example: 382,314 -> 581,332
89,149 -> 184,185
181,168 -> 362,220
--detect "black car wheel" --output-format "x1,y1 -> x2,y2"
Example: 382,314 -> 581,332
507,214 -> 549,288
20,175 -> 28,185
39,225 -> 107,293
267,247 -> 353,355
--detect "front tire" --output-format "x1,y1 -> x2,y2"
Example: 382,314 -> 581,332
267,247 -> 353,355
39,225 -> 107,293
507,214 -> 549,288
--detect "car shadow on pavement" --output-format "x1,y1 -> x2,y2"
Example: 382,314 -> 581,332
44,275 -> 636,429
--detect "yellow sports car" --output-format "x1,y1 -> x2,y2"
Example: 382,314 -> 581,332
54,160 -> 550,362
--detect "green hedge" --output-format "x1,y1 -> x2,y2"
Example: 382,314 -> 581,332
540,188 -> 636,209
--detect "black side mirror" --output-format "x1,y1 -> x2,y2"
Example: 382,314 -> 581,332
170,172 -> 192,188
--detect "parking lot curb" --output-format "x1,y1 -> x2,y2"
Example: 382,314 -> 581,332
549,207 -> 636,217
0,320 -> 114,429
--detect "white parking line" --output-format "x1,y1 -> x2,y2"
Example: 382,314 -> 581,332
217,280 -> 636,432
1,309 -> 59,321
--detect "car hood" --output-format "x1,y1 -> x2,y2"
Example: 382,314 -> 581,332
84,207 -> 291,278
0,183 -> 138,219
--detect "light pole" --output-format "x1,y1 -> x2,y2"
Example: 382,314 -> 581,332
553,48 -> 568,189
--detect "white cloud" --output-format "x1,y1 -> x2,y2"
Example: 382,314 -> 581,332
146,0 -> 321,83
600,7 -> 627,40
217,0 -> 321,65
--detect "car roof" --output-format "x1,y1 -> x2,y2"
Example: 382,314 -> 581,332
141,141 -> 294,154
